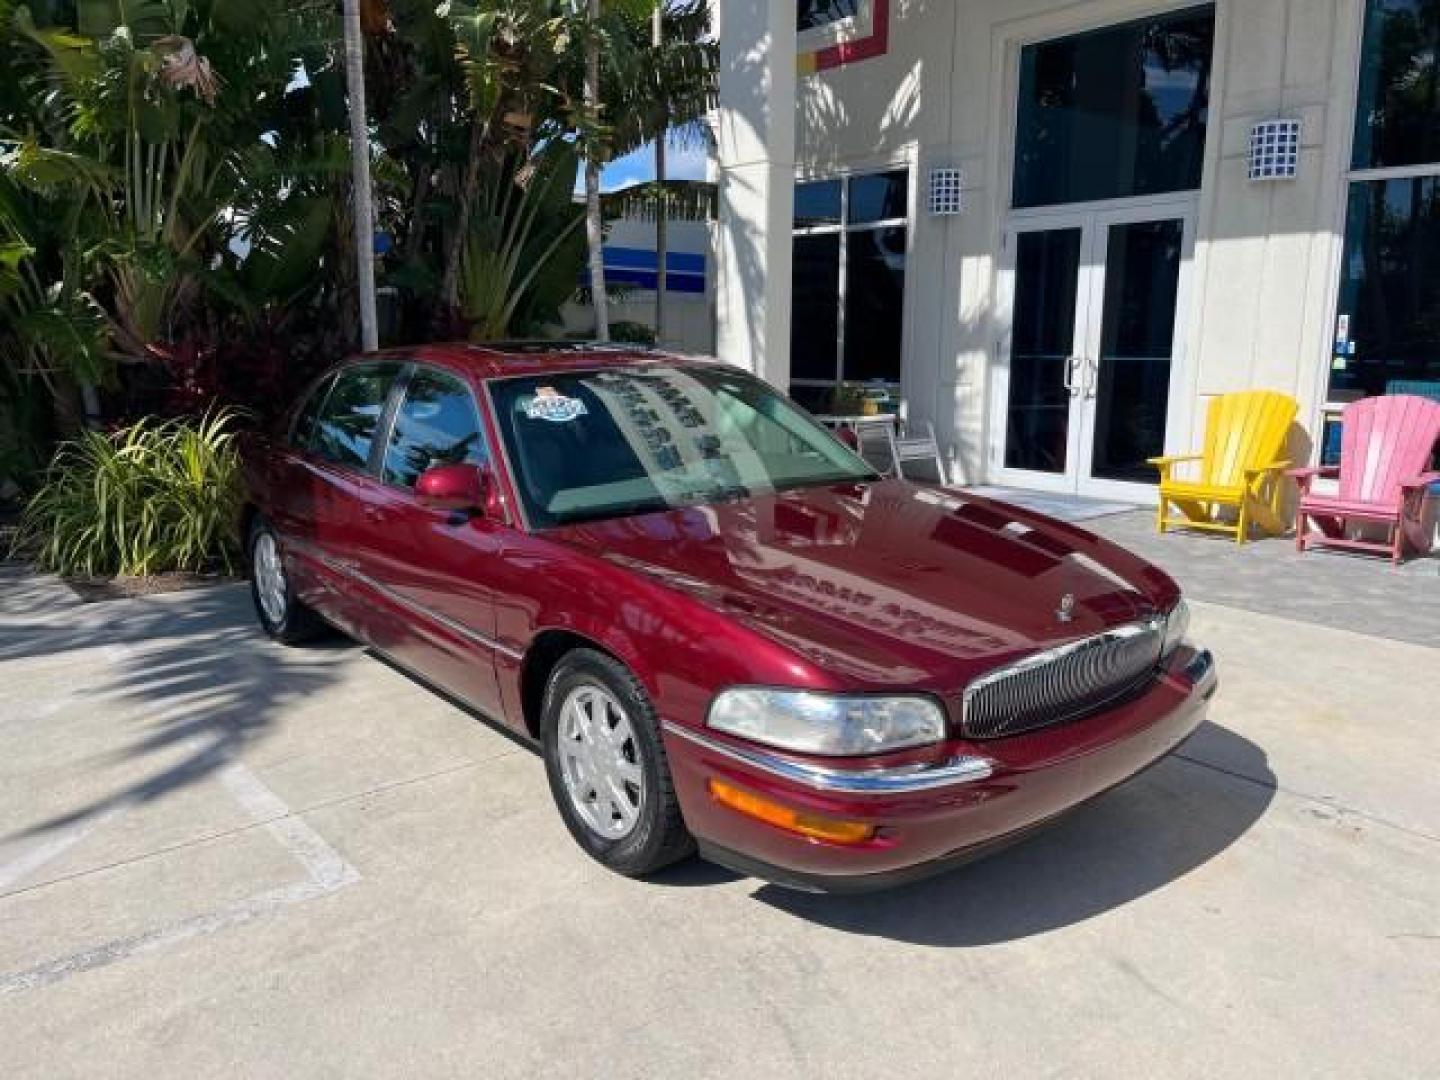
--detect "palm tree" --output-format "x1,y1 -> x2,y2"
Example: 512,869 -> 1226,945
583,0 -> 610,341
343,0 -> 380,350
652,1 -> 667,341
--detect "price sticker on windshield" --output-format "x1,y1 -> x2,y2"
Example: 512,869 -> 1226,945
526,387 -> 588,423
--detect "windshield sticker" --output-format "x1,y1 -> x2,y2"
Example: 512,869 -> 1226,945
526,387 -> 588,423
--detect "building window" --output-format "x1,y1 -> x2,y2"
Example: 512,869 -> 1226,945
1330,1 -> 1440,418
798,1 -> 860,34
1351,0 -> 1440,170
789,170 -> 908,413
1012,5 -> 1215,209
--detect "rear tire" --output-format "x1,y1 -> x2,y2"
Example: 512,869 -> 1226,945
248,517 -> 324,645
540,649 -> 694,877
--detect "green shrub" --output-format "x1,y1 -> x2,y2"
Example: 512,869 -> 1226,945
609,321 -> 658,346
15,412 -> 243,578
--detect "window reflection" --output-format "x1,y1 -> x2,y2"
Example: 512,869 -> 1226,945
311,364 -> 402,470
1352,0 -> 1440,170
1013,6 -> 1214,208
1331,177 -> 1440,399
383,369 -> 489,488
797,0 -> 859,33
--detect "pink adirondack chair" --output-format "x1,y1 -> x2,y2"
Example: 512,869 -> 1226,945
1289,395 -> 1440,564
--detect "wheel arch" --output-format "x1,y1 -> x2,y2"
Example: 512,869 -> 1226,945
237,502 -> 263,556
519,628 -> 628,740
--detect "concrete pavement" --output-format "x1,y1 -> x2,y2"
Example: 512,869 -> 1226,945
0,566 -> 1437,1078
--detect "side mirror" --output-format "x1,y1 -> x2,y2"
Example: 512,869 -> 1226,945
415,463 -> 497,517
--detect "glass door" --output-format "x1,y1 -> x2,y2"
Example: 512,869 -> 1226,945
992,204 -> 1193,500
995,224 -> 1090,493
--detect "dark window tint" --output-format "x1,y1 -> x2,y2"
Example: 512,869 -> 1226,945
1331,177 -> 1440,399
1352,1 -> 1440,169
843,226 -> 906,382
291,374 -> 334,449
382,369 -> 489,488
794,179 -> 842,228
1005,229 -> 1082,474
797,0 -> 859,33
311,363 -> 402,470
848,170 -> 908,224
1090,219 -> 1183,482
790,233 -> 841,381
1013,6 -> 1214,208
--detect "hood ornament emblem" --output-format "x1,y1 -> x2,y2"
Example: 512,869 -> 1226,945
1056,593 -> 1076,624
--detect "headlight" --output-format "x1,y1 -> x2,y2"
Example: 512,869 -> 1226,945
1161,599 -> 1190,658
707,689 -> 947,756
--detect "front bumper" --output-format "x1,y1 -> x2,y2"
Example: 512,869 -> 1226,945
662,646 -> 1216,892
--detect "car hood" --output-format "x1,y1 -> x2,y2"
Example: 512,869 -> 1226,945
548,480 -> 1179,691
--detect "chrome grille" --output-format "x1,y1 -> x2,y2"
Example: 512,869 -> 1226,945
961,620 -> 1164,740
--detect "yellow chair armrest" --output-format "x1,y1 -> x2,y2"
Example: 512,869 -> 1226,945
1147,454 -> 1204,467
1244,460 -> 1292,479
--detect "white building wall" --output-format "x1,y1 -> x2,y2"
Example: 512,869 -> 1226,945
773,0 -> 1364,483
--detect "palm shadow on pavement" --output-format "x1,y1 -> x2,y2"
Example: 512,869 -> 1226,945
0,580 -> 350,843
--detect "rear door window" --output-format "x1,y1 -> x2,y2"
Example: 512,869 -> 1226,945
290,373 -> 335,450
311,362 -> 403,471
381,368 -> 490,488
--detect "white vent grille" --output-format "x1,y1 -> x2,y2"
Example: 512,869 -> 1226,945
1249,119 -> 1301,181
928,168 -> 963,215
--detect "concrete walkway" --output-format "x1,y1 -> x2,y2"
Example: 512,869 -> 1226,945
1,564 -> 1437,1078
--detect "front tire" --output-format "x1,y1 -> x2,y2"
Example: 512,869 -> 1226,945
248,517 -> 324,645
541,649 -> 694,876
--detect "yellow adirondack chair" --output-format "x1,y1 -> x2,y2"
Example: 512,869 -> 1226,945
1148,390 -> 1297,544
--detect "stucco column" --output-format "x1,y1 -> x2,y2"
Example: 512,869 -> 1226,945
714,0 -> 796,385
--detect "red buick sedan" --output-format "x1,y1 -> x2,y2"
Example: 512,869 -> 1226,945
241,343 -> 1215,891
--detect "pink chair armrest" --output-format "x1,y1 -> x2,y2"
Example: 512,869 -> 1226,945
1287,465 -> 1337,495
1399,472 -> 1440,492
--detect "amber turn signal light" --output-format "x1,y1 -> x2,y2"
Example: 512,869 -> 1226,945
707,779 -> 876,845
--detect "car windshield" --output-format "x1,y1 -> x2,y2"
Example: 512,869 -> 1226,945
489,365 -> 878,527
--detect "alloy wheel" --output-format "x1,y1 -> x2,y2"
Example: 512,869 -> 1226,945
557,684 -> 645,839
253,531 -> 288,626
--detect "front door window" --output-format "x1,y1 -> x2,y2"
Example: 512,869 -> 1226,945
381,368 -> 491,489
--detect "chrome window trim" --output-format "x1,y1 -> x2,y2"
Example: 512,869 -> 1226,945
661,720 -> 993,794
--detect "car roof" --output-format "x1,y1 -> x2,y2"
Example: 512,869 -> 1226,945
354,341 -> 711,380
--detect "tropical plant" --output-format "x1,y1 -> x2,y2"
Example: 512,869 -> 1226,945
14,409 -> 243,577
458,143 -> 586,338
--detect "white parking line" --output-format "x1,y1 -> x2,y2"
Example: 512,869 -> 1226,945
0,761 -> 360,996
0,804 -> 127,894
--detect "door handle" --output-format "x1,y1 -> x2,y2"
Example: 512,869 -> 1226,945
1062,356 -> 1080,396
1084,356 -> 1099,399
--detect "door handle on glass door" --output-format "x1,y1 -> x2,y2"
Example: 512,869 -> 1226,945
1084,356 -> 1099,399
1062,356 -> 1080,396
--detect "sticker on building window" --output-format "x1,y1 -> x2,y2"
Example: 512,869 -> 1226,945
525,387 -> 588,423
